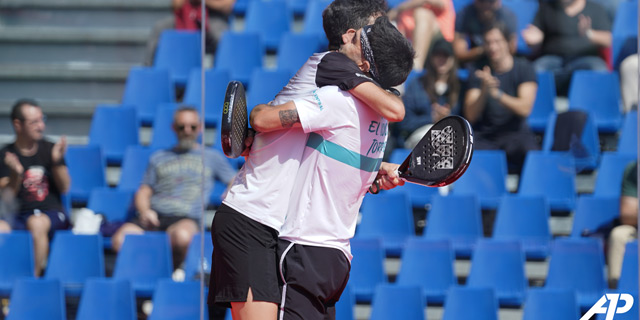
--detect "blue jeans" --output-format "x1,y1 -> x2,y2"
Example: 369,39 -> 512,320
533,55 -> 609,96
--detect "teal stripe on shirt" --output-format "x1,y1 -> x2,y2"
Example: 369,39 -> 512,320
306,132 -> 382,172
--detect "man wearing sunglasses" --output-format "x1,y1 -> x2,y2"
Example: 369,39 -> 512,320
111,106 -> 236,275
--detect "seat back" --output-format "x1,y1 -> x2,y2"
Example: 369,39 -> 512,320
570,196 -> 620,238
122,67 -> 175,125
214,32 -> 264,87
356,192 -> 414,255
370,284 -> 426,320
423,195 -> 482,257
183,232 -> 214,281
452,150 -> 508,210
76,278 -> 136,320
442,287 -> 499,320
541,110 -> 600,171
612,1 -> 638,68
7,279 -> 65,320
246,68 -> 291,109
335,285 -> 355,320
502,1 -> 538,55
66,145 -> 107,204
348,238 -> 387,303
522,289 -> 580,320
182,68 -> 231,127
148,280 -> 207,320
527,71 -> 556,132
568,70 -> 623,133
118,145 -> 155,192
518,151 -> 576,211
618,240 -> 639,293
0,231 -> 34,295
617,110 -> 638,157
153,30 -> 201,87
276,33 -> 321,74
244,0 -> 292,51
88,104 -> 139,165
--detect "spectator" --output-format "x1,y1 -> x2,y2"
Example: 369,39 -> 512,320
521,0 -> 611,96
0,99 -> 71,276
388,0 -> 456,70
144,0 -> 235,66
608,161 -> 637,287
620,53 -> 638,112
396,38 -> 461,149
464,23 -> 538,172
453,0 -> 517,70
111,107 -> 236,274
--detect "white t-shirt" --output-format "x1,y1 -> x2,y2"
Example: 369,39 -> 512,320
279,86 -> 388,261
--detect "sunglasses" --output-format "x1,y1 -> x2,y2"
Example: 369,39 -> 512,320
177,124 -> 198,131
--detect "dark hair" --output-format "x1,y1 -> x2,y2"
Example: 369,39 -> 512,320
367,16 -> 415,89
323,0 -> 388,50
482,21 -> 510,42
422,39 -> 460,108
11,98 -> 40,122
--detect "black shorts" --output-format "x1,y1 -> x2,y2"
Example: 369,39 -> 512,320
12,209 -> 70,238
130,215 -> 198,231
278,239 -> 351,320
208,203 -> 280,307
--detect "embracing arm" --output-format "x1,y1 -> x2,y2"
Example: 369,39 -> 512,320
250,101 -> 302,133
350,82 -> 405,122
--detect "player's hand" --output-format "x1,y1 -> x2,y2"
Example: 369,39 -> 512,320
377,162 -> 405,190
52,136 -> 67,165
4,152 -> 24,175
241,128 -> 255,158
139,209 -> 160,228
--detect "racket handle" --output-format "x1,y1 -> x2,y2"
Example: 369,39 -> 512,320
368,180 -> 381,194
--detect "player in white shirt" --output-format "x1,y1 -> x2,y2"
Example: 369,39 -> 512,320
250,17 -> 415,320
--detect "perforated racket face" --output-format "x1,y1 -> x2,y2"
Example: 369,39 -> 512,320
398,115 -> 473,187
220,81 -> 248,158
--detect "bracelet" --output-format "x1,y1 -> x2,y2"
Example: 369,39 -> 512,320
586,29 -> 593,39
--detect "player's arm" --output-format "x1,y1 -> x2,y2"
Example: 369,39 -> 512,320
349,83 -> 405,122
250,101 -> 302,133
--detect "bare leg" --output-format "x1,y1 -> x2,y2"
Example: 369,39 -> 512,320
231,288 -> 278,320
26,214 -> 52,277
0,220 -> 10,233
110,222 -> 144,252
166,218 -> 198,270
412,7 -> 439,70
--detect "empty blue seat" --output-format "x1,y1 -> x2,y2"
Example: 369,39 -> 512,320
276,33 -> 321,74
76,278 -> 136,320
182,68 -> 231,128
570,196 -> 619,238
502,1 -> 538,55
541,110 -> 600,171
87,188 -> 134,248
518,151 -> 576,211
545,238 -> 607,309
466,239 -> 527,307
214,31 -> 264,88
183,232 -> 213,281
113,232 -> 173,297
149,103 -> 180,150
442,287 -> 499,320
232,0 -> 250,15
246,68 -> 291,109
568,70 -> 623,133
423,195 -> 482,258
522,289 -> 580,320
370,284 -> 426,320
528,71 -> 556,133
452,150 -> 508,210
0,231 -> 34,296
617,110 -> 638,157
348,238 -> 387,303
396,238 -> 456,304
153,30 -> 201,88
88,104 -> 139,165
301,0 -> 332,49
122,67 -> 175,125
244,0 -> 292,52
593,152 -> 637,197
7,278 -> 65,320
118,145 -> 155,192
356,192 -> 414,256
66,145 -> 107,204
45,232 -> 105,296
618,240 -> 638,293
148,280 -> 207,320
492,195 -> 551,259
335,285 -> 355,320
612,1 -> 638,68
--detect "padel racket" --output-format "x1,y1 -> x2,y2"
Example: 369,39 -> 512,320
220,81 -> 248,158
371,116 -> 473,193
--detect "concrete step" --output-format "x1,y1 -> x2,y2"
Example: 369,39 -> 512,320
0,0 -> 170,10
0,63 -> 131,80
0,41 -> 146,64
0,78 -> 124,102
0,8 -> 169,29
0,98 -> 109,117
0,26 -> 149,44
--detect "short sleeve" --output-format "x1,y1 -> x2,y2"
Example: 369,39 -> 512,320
467,69 -> 481,89
294,86 -> 353,134
518,59 -> 537,84
141,152 -> 158,187
315,52 -> 378,91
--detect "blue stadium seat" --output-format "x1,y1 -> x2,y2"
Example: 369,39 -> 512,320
148,280 -> 207,320
442,287 -> 499,320
518,151 -> 576,211
76,278 -> 136,320
232,0 -> 250,15
370,284 -> 426,320
209,180 -> 228,207
0,231 -> 34,296
348,238 -> 387,303
593,152 -> 637,197
570,196 -> 619,238
45,232 -> 104,296
87,188 -> 135,248
618,240 -> 638,293
541,110 -> 600,171
617,110 -> 638,157
355,192 -> 414,256
527,71 -> 556,133
182,68 -> 231,128
153,30 -> 201,88
302,0 -> 332,49
423,195 -> 482,258
568,70 -> 623,133
452,150 -> 508,210
612,1 -> 638,68
88,104 -> 139,165
66,145 -> 107,205
522,289 -> 580,320
214,32 -> 264,88
113,232 -> 173,297
396,238 -> 456,304
545,238 -> 607,309
118,145 -> 155,192
492,195 -> 551,259
335,285 -> 355,320
286,0 -> 309,16
276,33 -> 321,74
502,1 -> 538,55
246,68 -> 291,109
387,148 -> 440,208
452,0 -> 473,14
149,103 -> 179,150
466,239 -> 527,307
7,279 -> 65,320
122,67 -> 175,125
183,232 -> 213,281
244,0 -> 292,52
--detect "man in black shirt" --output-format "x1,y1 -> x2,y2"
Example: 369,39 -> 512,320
0,99 -> 71,276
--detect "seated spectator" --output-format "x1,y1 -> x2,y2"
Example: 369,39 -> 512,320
620,53 -> 638,112
453,0 -> 517,71
0,99 -> 71,276
608,161 -> 637,288
111,107 -> 236,275
144,0 -> 236,66
388,0 -> 456,70
521,0 -> 611,96
396,38 -> 461,149
464,23 -> 539,172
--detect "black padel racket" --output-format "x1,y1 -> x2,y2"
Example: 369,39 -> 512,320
371,116 -> 473,193
220,81 -> 248,158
